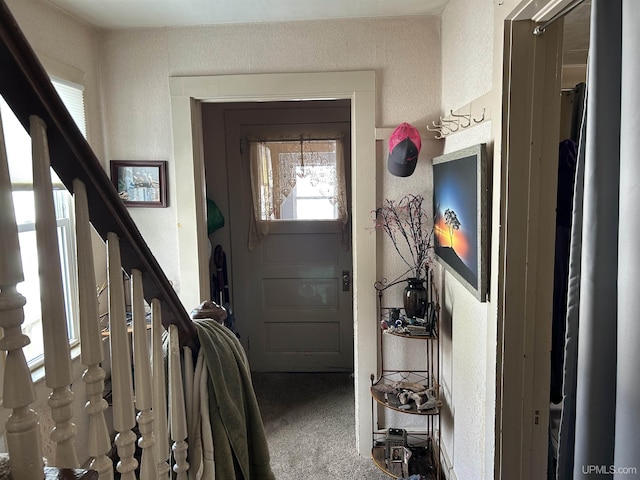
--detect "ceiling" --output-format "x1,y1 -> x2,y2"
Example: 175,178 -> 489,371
563,0 -> 590,66
42,0 -> 590,66
43,0 -> 451,29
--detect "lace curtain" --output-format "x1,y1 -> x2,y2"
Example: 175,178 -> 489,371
248,135 -> 348,250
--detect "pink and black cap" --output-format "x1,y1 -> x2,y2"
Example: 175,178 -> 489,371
387,122 -> 422,177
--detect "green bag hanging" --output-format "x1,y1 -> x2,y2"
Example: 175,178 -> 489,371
207,198 -> 225,235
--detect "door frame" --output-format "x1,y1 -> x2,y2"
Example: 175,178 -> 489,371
169,71 -> 377,455
496,1 -> 567,478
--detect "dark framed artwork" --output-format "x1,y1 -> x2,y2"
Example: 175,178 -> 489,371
110,160 -> 168,208
432,144 -> 488,301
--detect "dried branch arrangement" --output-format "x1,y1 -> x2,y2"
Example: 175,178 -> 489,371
373,194 -> 434,280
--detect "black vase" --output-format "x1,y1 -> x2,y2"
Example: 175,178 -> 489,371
403,277 -> 428,319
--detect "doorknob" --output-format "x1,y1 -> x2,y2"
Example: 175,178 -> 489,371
342,270 -> 350,291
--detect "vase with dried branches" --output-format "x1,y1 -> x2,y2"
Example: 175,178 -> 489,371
374,194 -> 434,319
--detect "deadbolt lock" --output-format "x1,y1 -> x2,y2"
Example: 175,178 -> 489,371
342,270 -> 350,291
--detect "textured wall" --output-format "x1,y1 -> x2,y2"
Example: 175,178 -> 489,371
99,16 -> 443,297
440,1 -> 494,479
442,0 -> 493,111
6,0 -> 105,161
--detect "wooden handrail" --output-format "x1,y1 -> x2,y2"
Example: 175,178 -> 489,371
0,0 -> 198,350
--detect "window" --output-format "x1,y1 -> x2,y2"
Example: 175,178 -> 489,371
259,139 -> 342,221
283,164 -> 339,220
0,75 -> 85,368
247,137 -> 349,250
51,77 -> 86,138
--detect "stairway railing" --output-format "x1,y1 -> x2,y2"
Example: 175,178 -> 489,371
0,0 -> 196,478
0,0 -> 198,351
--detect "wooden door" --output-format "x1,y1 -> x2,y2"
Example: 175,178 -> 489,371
224,102 -> 353,372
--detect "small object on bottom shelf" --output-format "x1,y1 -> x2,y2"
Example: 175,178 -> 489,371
372,434 -> 438,479
385,428 -> 407,457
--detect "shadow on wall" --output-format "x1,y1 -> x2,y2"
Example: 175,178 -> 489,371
436,264 -> 454,464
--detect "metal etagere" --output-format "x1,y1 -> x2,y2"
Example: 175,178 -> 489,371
370,272 -> 441,479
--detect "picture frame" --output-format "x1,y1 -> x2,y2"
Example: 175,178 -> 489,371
110,160 -> 168,208
390,446 -> 404,463
432,144 -> 488,301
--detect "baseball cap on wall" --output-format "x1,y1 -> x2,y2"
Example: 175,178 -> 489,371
387,122 -> 422,177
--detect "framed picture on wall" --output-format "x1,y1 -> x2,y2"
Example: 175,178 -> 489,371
110,160 -> 168,208
432,144 -> 488,301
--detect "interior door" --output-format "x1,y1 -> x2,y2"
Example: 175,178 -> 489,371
224,102 -> 353,372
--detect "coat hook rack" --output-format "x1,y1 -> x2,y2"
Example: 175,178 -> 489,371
426,96 -> 490,139
441,117 -> 459,132
449,110 -> 471,128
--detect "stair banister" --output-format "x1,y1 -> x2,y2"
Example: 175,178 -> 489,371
74,178 -> 114,479
152,298 -> 171,478
31,115 -> 79,468
107,232 -> 138,480
0,0 -> 198,351
131,269 -> 158,480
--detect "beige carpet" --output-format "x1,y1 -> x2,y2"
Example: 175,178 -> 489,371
251,372 -> 391,480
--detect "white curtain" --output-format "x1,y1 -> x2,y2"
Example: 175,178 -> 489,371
248,136 -> 348,250
557,2 -> 640,478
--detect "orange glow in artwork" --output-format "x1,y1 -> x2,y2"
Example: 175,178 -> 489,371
435,216 -> 470,262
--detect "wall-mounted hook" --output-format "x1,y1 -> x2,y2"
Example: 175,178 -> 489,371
437,123 -> 452,138
431,117 -> 446,129
441,116 -> 460,132
426,124 -> 447,139
434,130 -> 447,140
473,108 -> 486,124
426,118 -> 451,139
450,109 -> 471,128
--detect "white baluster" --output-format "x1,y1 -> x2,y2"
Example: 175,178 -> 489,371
131,269 -> 157,480
73,179 -> 113,480
30,116 -> 78,468
107,232 -> 138,479
168,324 -> 189,480
151,299 -> 170,478
183,343 -> 194,441
0,106 -> 44,480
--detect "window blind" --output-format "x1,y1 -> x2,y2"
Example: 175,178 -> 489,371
51,77 -> 86,138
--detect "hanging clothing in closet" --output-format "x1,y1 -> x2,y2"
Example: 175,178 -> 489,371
550,138 -> 578,404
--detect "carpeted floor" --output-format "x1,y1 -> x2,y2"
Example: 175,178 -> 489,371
251,372 -> 391,480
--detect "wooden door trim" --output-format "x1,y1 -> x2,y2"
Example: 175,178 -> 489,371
497,14 -> 563,480
169,71 -> 376,455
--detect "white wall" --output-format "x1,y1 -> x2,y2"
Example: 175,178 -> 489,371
440,1 -> 495,479
98,17 -> 444,300
6,0 -> 105,162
